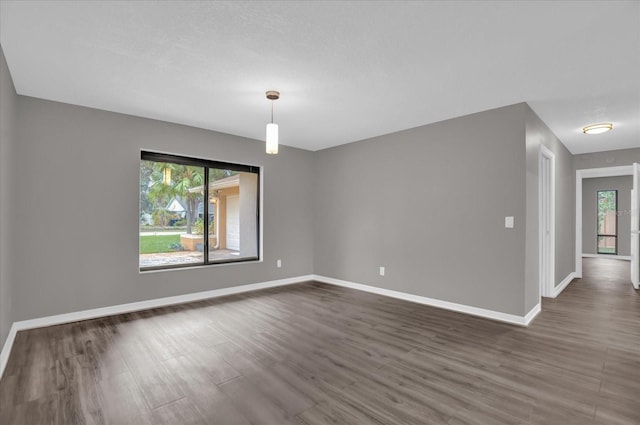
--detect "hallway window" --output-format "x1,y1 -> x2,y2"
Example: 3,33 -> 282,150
140,151 -> 260,271
597,190 -> 617,255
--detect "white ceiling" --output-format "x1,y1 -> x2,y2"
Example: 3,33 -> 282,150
1,1 -> 638,154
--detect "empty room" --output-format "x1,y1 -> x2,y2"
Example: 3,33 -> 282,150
1,1 -> 639,424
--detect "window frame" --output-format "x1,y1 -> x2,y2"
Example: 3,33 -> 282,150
140,151 -> 261,272
596,189 -> 618,255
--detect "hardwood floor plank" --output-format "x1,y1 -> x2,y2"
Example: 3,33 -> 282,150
218,376 -> 302,425
97,371 -> 154,425
56,355 -> 104,425
376,360 -> 533,423
323,379 -> 450,425
593,394 -> 640,425
124,357 -> 185,410
180,345 -> 240,384
238,367 -> 315,416
2,331 -> 31,376
0,373 -> 17,410
265,361 -> 335,404
161,355 -> 252,425
296,399 -> 386,425
210,340 -> 264,376
0,393 -> 61,425
599,347 -> 640,400
151,397 -> 208,425
7,354 -> 58,406
77,333 -> 129,383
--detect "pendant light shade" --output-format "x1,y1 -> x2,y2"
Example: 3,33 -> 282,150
265,90 -> 280,155
266,122 -> 279,154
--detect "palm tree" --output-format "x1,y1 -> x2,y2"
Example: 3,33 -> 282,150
147,162 -> 204,234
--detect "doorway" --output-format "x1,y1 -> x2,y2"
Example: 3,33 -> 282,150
575,164 -> 637,288
539,145 -> 555,298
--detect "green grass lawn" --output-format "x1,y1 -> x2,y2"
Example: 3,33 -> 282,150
140,234 -> 181,254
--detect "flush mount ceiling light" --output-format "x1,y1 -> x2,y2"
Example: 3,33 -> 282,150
582,123 -> 613,135
265,90 -> 280,154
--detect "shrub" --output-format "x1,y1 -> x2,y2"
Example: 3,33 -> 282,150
152,209 -> 170,227
193,218 -> 204,235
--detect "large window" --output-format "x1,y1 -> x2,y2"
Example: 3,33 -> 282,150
140,151 -> 260,270
597,190 -> 617,255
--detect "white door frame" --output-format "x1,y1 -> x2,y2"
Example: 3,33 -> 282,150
631,163 -> 639,289
575,165 -> 633,279
539,145 -> 555,298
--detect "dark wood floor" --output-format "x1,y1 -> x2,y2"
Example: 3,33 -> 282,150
1,258 -> 638,424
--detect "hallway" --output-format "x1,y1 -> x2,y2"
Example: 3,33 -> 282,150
533,257 -> 640,424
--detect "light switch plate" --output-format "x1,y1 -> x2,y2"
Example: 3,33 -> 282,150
505,216 -> 514,228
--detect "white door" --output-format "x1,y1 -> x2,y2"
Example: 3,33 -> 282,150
539,145 -> 555,298
226,195 -> 240,251
631,163 -> 639,289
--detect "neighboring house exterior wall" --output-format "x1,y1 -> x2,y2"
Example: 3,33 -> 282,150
216,185 -> 239,250
239,172 -> 258,258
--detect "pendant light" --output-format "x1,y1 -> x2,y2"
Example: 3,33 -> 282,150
265,90 -> 280,154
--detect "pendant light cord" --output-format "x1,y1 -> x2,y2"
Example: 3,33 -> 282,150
271,100 -> 274,124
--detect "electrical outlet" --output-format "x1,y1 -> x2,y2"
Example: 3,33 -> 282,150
276,259 -> 282,268
379,266 -> 385,276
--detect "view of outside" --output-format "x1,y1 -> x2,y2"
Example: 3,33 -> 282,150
139,159 -> 240,269
597,190 -> 617,254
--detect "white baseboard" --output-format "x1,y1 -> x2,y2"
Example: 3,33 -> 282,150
524,303 -> 542,325
582,253 -> 631,261
551,272 -> 576,298
0,324 -> 17,381
312,274 -> 539,327
0,275 -> 313,379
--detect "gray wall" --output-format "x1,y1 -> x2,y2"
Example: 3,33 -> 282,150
0,46 -> 16,347
574,148 -> 640,170
582,176 -> 632,256
524,105 -> 575,311
10,95 -> 314,322
314,104 -> 528,315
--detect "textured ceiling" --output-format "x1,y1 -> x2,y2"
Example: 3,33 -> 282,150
1,1 -> 638,153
